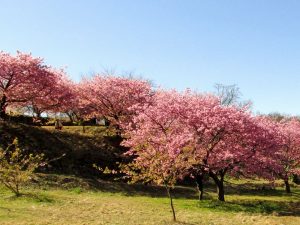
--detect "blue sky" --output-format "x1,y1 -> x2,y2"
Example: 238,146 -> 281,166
1,0 -> 300,115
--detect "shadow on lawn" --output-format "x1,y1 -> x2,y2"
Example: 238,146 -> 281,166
5,192 -> 56,203
36,174 -> 300,216
197,199 -> 300,216
89,178 -> 200,200
89,179 -> 300,216
224,180 -> 300,198
36,175 -> 300,219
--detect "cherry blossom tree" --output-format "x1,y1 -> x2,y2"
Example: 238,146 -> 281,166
78,74 -> 153,133
0,51 -> 65,119
59,81 -> 82,123
273,118 -> 300,193
173,91 -> 221,200
122,89 -> 279,203
182,96 -> 279,201
242,117 -> 300,193
121,90 -> 195,221
24,69 -> 75,119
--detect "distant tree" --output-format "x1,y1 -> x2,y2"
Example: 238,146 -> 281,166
215,83 -> 241,106
0,51 -> 65,120
25,69 -> 75,119
267,112 -> 288,122
240,117 -> 300,193
78,75 -> 153,134
214,83 -> 252,109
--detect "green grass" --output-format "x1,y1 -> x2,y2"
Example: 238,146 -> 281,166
0,175 -> 299,225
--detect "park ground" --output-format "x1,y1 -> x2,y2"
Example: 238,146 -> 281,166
0,174 -> 299,225
0,124 -> 299,224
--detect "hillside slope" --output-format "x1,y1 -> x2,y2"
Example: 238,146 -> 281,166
0,122 -> 126,177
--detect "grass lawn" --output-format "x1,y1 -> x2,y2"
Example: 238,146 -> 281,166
0,175 -> 299,225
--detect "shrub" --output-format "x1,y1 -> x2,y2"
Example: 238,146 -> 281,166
0,138 -> 44,196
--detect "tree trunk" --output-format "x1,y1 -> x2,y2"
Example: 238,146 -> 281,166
32,106 -> 42,119
292,174 -> 300,184
113,123 -> 122,136
66,112 -> 74,123
80,119 -> 85,133
0,94 -> 7,120
284,179 -> 291,193
209,171 -> 225,201
217,180 -> 225,201
15,183 -> 20,197
36,111 -> 42,119
165,185 -> 176,222
195,174 -> 204,200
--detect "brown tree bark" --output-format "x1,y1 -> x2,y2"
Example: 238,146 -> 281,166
164,184 -> 176,221
284,179 -> 291,193
195,174 -> 204,200
209,170 -> 226,201
0,94 -> 7,119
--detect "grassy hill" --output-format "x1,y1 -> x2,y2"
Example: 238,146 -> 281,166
0,122 -> 126,178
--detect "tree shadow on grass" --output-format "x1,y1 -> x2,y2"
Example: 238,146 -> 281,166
223,180 -> 300,198
34,173 -> 199,199
91,179 -> 200,200
89,179 -> 300,217
197,199 -> 300,216
27,174 -> 300,219
0,206 -> 12,212
173,222 -> 197,225
5,192 -> 56,203
16,174 -> 300,218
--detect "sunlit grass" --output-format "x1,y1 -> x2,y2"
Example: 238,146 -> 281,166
0,176 -> 299,225
42,125 -> 114,137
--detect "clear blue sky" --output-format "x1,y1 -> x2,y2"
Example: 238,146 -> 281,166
1,0 -> 300,115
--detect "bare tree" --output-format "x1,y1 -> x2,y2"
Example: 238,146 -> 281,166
214,83 -> 252,109
214,83 -> 241,106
